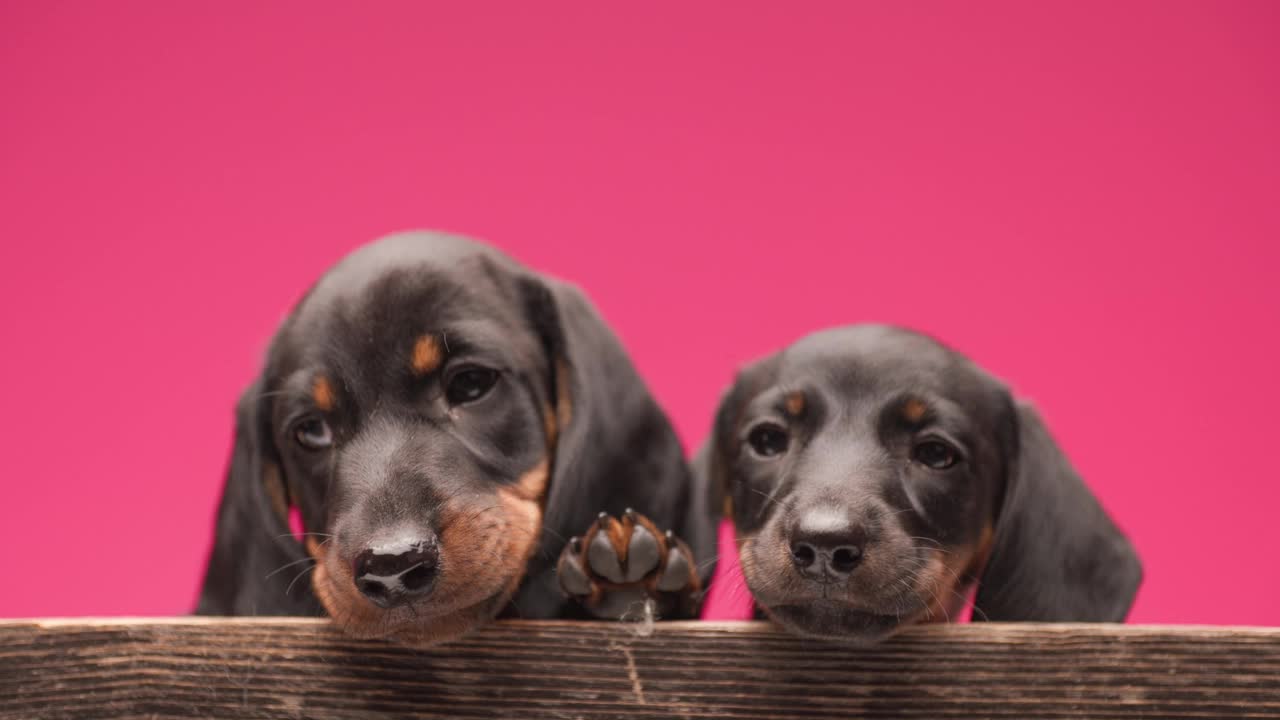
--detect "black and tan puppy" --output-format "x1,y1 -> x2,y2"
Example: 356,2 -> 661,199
198,231 -> 711,643
704,324 -> 1141,643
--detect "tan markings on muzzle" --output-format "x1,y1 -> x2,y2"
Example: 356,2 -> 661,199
496,458 -> 549,566
311,466 -> 547,645
311,544 -> 388,636
422,458 -> 549,614
784,391 -> 806,417
312,564 -> 502,644
503,459 -> 550,504
917,524 -> 993,624
304,534 -> 326,559
411,335 -> 443,375
902,398 -> 928,423
312,376 -> 336,412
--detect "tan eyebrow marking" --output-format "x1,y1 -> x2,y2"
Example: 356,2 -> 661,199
784,391 -> 806,417
902,398 -> 928,423
312,376 -> 336,412
411,334 -> 443,375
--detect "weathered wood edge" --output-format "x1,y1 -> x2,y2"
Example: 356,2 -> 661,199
3,617 -> 1278,632
3,619 -> 1279,720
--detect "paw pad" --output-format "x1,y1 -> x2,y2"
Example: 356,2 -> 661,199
556,509 -> 699,619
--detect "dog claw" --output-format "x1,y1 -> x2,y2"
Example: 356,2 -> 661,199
557,547 -> 594,596
657,543 -> 693,592
624,523 -> 660,581
556,509 -> 701,619
588,526 -> 626,582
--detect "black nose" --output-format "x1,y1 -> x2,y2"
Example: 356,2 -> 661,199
789,512 -> 867,578
352,537 -> 440,608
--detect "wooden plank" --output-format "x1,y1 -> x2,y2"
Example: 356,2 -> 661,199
1,619 -> 1278,719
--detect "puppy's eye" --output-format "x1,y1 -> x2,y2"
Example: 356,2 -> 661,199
912,440 -> 958,469
746,423 -> 789,458
295,417 -> 333,450
446,366 -> 499,405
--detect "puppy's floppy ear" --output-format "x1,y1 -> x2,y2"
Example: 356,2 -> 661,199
702,381 -> 747,522
520,277 -> 713,568
196,381 -> 314,616
974,401 -> 1142,622
701,355 -> 779,525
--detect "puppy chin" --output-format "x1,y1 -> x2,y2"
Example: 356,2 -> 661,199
762,601 -> 912,646
390,589 -> 512,647
312,556 -> 517,646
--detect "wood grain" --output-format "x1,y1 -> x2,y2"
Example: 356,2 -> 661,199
1,619 -> 1278,719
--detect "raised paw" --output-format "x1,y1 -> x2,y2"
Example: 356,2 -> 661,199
556,508 -> 700,620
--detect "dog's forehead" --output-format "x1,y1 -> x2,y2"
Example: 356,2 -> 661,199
313,232 -> 509,292
303,232 -> 518,318
778,325 -> 978,397
274,232 -> 538,372
297,261 -> 501,333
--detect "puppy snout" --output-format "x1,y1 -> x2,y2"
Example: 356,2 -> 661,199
788,508 -> 868,579
352,535 -> 440,608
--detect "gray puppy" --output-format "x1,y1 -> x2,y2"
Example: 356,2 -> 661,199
703,324 -> 1142,643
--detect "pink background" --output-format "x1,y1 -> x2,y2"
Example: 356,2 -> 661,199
2,2 -> 1277,625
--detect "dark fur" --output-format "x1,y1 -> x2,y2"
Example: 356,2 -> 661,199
704,324 -> 1141,642
197,231 -> 712,642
